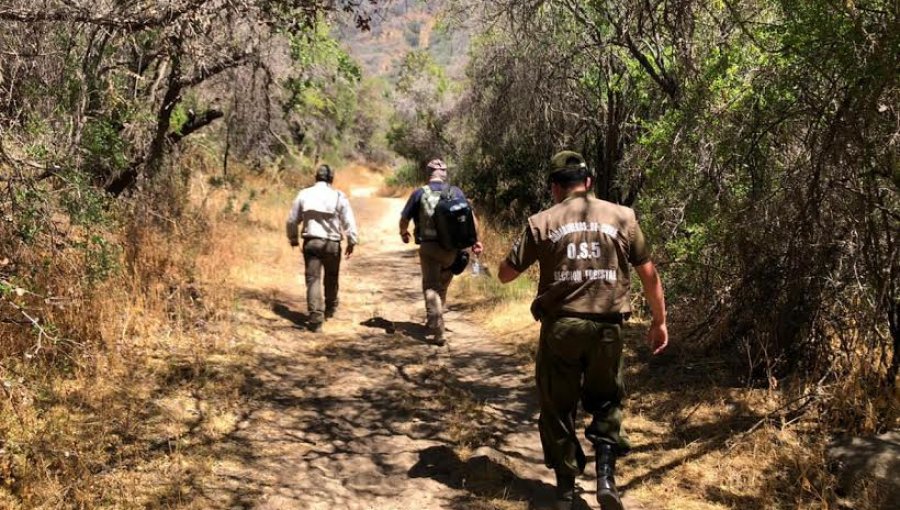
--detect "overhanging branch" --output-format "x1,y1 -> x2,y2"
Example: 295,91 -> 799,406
168,109 -> 224,144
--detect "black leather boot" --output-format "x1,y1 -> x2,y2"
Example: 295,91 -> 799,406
596,444 -> 623,510
554,470 -> 576,510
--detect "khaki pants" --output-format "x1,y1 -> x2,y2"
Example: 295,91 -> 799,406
418,242 -> 457,331
536,316 -> 629,476
303,238 -> 341,325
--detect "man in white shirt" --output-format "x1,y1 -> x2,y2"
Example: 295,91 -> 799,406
286,165 -> 359,332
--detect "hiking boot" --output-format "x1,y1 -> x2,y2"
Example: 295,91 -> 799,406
308,321 -> 323,333
431,328 -> 445,346
324,308 -> 336,320
554,470 -> 576,510
427,316 -> 445,346
596,444 -> 623,510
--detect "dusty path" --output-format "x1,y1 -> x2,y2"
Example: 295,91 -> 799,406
199,165 -> 646,510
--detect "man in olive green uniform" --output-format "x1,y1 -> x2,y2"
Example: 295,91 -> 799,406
498,151 -> 668,510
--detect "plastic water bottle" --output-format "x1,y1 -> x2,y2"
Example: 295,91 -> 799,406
471,256 -> 482,276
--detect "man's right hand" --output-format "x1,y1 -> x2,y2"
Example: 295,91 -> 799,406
635,261 -> 668,355
649,322 -> 668,355
289,239 -> 299,248
400,231 -> 411,244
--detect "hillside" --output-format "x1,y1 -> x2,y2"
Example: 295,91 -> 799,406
336,1 -> 471,79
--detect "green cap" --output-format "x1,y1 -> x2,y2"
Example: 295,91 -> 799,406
548,151 -> 589,183
550,151 -> 587,173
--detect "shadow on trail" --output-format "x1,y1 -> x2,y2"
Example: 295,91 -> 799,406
115,276 -> 544,506
236,286 -> 313,332
127,312 -> 772,509
409,445 -> 594,510
273,303 -> 309,329
360,316 -> 432,344
202,322 -> 550,508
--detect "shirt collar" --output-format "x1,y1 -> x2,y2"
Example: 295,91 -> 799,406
563,190 -> 592,203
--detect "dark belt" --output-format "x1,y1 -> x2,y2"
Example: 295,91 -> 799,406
553,311 -> 627,324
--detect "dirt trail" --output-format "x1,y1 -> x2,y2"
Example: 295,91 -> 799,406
200,165 -> 648,510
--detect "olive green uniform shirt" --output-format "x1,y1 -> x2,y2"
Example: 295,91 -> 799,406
505,192 -> 650,320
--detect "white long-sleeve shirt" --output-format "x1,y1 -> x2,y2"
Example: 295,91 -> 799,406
286,182 -> 359,245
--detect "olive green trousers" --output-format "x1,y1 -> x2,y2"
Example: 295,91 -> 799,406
536,316 -> 630,476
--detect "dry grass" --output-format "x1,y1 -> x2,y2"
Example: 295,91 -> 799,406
0,155 -> 266,507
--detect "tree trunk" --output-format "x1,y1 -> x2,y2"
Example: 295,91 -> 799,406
106,49 -> 183,196
888,298 -> 899,390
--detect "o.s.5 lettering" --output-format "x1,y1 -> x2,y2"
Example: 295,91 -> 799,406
566,242 -> 602,260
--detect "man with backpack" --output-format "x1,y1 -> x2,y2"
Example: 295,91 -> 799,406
286,164 -> 359,333
399,158 -> 483,345
497,151 -> 668,510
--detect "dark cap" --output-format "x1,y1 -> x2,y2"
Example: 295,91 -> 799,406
550,151 -> 587,172
548,151 -> 590,184
315,164 -> 334,183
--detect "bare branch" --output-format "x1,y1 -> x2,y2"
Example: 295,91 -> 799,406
180,51 -> 254,88
0,0 -> 209,30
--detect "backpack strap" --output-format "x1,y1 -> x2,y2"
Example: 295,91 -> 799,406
422,183 -> 450,201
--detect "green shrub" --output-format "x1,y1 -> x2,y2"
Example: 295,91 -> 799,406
385,161 -> 422,187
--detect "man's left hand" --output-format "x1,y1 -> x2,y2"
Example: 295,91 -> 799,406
345,244 -> 355,260
649,322 -> 668,355
472,241 -> 484,255
289,239 -> 299,248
